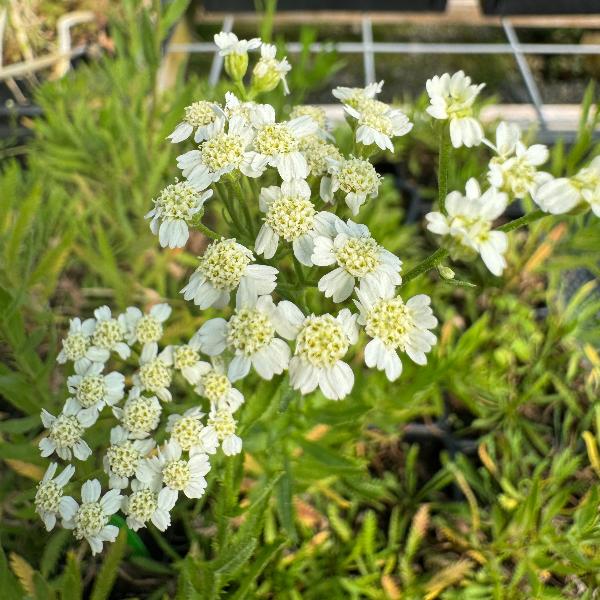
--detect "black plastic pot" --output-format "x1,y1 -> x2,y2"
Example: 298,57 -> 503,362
480,0 -> 600,15
202,0 -> 447,12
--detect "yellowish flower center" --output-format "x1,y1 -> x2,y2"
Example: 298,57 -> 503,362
227,308 -> 275,356
255,123 -> 298,155
365,297 -> 414,349
172,416 -> 203,451
127,489 -> 158,522
49,415 -> 83,449
185,101 -> 218,127
139,359 -> 172,392
122,396 -> 161,436
107,441 -> 142,477
299,136 -> 343,177
174,345 -> 200,370
162,459 -> 191,490
208,409 -> 236,440
62,333 -> 89,361
295,315 -> 348,367
74,502 -> 106,539
265,194 -> 316,242
337,158 -> 380,196
153,181 -> 200,222
92,319 -> 124,350
35,481 -> 61,512
200,371 -> 231,403
76,375 -> 105,408
198,239 -> 251,291
200,133 -> 245,172
335,237 -> 380,277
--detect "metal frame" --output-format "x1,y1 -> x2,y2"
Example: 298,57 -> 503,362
168,14 -> 600,136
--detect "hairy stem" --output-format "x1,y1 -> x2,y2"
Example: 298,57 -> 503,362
401,248 -> 449,287
438,124 -> 450,214
497,209 -> 546,232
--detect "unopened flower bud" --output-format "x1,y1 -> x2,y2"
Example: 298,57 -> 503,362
225,52 -> 249,82
438,265 -> 455,280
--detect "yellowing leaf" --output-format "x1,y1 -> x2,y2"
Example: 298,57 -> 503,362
4,459 -> 44,482
424,559 -> 473,600
582,431 -> 600,477
9,552 -> 35,597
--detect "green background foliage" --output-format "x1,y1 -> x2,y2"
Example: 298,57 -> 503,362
1,1 -> 599,598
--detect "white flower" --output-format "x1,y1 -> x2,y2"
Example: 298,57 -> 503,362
425,179 -> 509,276
35,463 -> 76,531
355,284 -> 437,382
255,183 -> 339,265
166,407 -> 219,454
214,31 -> 261,56
290,105 -> 330,138
161,338 -> 205,385
87,306 -> 130,363
487,122 -> 551,198
246,105 -> 318,181
177,116 -> 264,190
534,156 -> 600,217
146,181 -> 213,249
113,388 -> 162,440
321,157 -> 381,216
311,218 -> 402,302
344,100 -> 412,152
66,362 -> 125,423
299,135 -> 343,178
122,480 -> 177,532
133,342 -> 173,403
222,92 -> 271,128
194,294 -> 297,382
136,440 -> 211,502
57,317 -> 96,370
120,303 -> 171,347
61,479 -> 122,555
252,43 -> 291,94
167,100 -> 224,144
205,408 -> 242,456
193,362 -> 245,412
181,238 -> 277,310
426,71 -> 485,148
103,426 -> 155,490
332,81 -> 384,110
39,405 -> 92,461
284,306 -> 358,401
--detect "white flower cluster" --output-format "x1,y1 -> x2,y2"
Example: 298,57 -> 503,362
40,32 -> 599,553
155,34 -> 438,407
37,302 -> 243,555
423,73 -> 599,275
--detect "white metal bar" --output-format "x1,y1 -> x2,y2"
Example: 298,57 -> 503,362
502,18 -> 547,131
361,16 -> 376,86
169,42 -> 600,56
208,15 -> 233,87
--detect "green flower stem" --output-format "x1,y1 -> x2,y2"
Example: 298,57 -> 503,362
401,248 -> 449,287
196,221 -> 220,240
438,124 -> 450,214
231,177 -> 256,238
497,209 -> 547,232
402,210 -> 551,287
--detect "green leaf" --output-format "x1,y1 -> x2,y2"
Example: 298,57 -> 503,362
89,528 -> 127,600
229,539 -> 286,600
160,0 -> 191,38
275,463 -> 296,543
60,552 -> 82,600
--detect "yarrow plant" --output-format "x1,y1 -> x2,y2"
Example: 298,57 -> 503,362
36,34 -> 599,555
